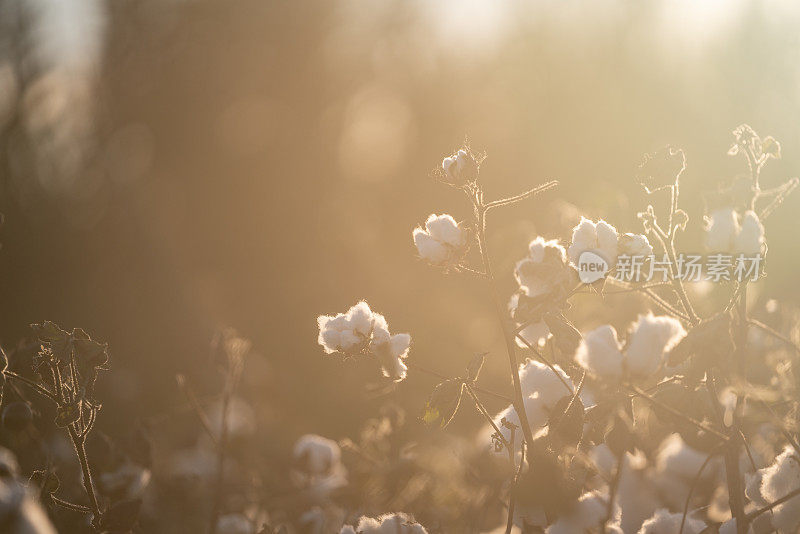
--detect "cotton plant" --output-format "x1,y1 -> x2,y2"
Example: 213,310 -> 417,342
305,128 -> 800,534
317,301 -> 412,381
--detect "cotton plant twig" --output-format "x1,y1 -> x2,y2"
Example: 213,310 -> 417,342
505,440 -> 526,534
483,181 -> 559,212
626,384 -> 728,441
463,383 -> 512,453
408,361 -> 511,402
747,319 -> 800,354
471,185 -> 563,450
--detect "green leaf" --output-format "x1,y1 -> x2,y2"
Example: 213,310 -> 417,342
422,379 -> 464,429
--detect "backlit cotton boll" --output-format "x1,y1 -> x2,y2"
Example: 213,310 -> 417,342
705,208 -> 740,252
491,395 -> 549,455
546,490 -> 622,534
519,359 -> 574,410
617,233 -> 654,258
568,217 -> 619,267
638,508 -> 706,534
514,237 -> 569,298
760,445 -> 800,532
317,301 -> 412,382
341,513 -> 428,534
317,301 -> 377,355
293,434 -> 342,477
574,325 -> 624,378
292,434 -> 347,494
412,214 -> 467,266
734,210 -> 765,256
624,313 -> 686,377
441,149 -> 477,184
574,315 -> 685,379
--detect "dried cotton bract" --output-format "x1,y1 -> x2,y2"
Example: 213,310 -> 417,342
574,314 -> 686,379
412,214 -> 467,267
317,301 -> 412,381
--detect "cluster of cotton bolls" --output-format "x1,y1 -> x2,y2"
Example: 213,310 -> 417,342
749,445 -> 800,532
574,313 -> 686,380
705,208 -> 766,257
317,301 -> 412,381
568,217 -> 654,269
412,213 -> 468,267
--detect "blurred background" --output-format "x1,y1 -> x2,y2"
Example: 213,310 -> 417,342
1,0 -> 799,450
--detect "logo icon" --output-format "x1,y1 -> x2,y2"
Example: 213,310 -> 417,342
577,250 -> 610,283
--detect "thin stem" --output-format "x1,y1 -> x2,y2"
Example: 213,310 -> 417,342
474,201 -> 536,449
747,319 -> 800,354
2,370 -> 58,403
464,384 -> 511,453
745,487 -> 800,521
513,334 -> 573,394
679,446 -> 723,534
505,440 -> 525,534
68,426 -> 102,524
484,181 -> 558,212
51,495 -> 92,513
408,362 -> 511,402
626,384 -> 727,441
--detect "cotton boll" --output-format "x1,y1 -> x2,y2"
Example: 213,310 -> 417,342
294,435 -> 342,477
568,217 -> 619,268
618,233 -> 654,257
518,359 -> 574,409
638,508 -> 706,534
347,513 -> 427,533
655,434 -> 719,481
491,396 -> 549,455
595,220 -> 619,263
574,325 -> 624,378
424,214 -> 464,247
705,208 -> 740,252
375,333 -> 411,382
413,214 -> 466,266
734,210 -> 765,256
760,445 -> 800,532
545,490 -> 621,534
514,237 -> 568,298
215,514 -> 253,534
624,314 -> 686,376
413,229 -> 449,264
347,301 -> 375,336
